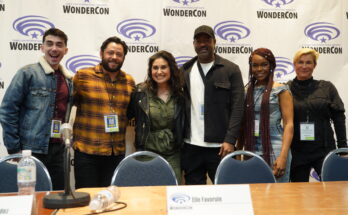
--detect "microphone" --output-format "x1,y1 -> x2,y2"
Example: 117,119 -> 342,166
61,123 -> 72,146
43,123 -> 90,209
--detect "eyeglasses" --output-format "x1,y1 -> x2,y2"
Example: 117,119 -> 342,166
251,62 -> 270,69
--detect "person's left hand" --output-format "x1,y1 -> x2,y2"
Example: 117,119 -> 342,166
272,156 -> 287,178
219,142 -> 235,158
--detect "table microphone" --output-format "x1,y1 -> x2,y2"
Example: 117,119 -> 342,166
61,123 -> 72,147
43,123 -> 91,209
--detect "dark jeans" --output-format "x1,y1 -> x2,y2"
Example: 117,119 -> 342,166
181,143 -> 221,185
290,158 -> 324,182
33,142 -> 65,190
74,150 -> 124,189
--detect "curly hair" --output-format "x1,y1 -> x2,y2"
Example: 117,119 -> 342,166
241,48 -> 276,165
145,50 -> 184,98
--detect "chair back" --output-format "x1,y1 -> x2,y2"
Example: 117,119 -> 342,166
111,151 -> 178,186
215,150 -> 276,184
321,148 -> 348,181
0,154 -> 53,193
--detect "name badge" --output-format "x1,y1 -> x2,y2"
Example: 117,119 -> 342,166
50,120 -> 62,138
200,104 -> 204,120
300,122 -> 315,141
104,114 -> 119,133
254,120 -> 260,137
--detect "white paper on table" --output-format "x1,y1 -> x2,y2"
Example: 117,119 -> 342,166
167,185 -> 254,215
0,195 -> 34,215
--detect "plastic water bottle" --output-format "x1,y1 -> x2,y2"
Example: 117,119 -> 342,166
89,186 -> 120,212
17,150 -> 36,195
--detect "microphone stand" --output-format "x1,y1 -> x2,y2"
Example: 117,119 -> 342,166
43,135 -> 90,208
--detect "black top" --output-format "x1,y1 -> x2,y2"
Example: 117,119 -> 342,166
289,77 -> 347,167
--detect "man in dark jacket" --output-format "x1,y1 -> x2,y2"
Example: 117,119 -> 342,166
181,25 -> 245,184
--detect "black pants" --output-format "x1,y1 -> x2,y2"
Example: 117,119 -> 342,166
33,142 -> 65,190
290,158 -> 324,182
181,143 -> 221,185
74,150 -> 124,189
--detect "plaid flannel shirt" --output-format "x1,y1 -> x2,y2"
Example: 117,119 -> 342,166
73,64 -> 135,155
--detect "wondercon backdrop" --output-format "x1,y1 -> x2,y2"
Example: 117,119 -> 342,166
0,0 -> 348,156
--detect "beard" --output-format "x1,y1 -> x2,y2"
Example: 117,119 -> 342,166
101,59 -> 123,73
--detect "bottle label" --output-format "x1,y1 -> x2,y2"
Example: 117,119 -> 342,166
18,166 -> 36,183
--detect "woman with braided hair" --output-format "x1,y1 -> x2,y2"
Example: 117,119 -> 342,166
239,48 -> 294,182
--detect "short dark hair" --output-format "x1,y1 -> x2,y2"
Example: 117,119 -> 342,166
42,28 -> 68,45
100,36 -> 128,56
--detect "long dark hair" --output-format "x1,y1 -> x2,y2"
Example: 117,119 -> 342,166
241,48 -> 276,165
145,50 -> 184,97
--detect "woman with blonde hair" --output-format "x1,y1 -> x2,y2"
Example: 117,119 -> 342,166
288,48 -> 347,182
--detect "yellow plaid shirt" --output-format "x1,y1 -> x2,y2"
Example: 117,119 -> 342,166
73,64 -> 135,155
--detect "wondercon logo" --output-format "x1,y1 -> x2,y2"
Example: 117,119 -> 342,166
214,21 -> 250,43
175,56 -> 192,67
304,22 -> 340,43
170,193 -> 191,204
65,55 -> 100,73
117,19 -> 156,41
172,0 -> 200,6
261,0 -> 294,8
13,15 -> 55,39
274,57 -> 294,80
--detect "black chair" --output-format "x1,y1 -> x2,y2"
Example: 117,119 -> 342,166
111,151 -> 178,186
321,148 -> 348,182
0,154 -> 53,193
215,150 -> 276,184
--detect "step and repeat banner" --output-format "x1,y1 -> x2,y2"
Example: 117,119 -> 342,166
0,0 -> 348,155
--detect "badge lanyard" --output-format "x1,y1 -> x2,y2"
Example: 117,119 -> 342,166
103,75 -> 119,133
253,87 -> 265,137
300,110 -> 315,141
197,62 -> 214,120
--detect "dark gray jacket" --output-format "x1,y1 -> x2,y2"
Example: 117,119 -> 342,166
181,54 -> 244,144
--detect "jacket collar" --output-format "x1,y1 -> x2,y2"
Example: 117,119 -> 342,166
182,54 -> 224,70
39,56 -> 73,79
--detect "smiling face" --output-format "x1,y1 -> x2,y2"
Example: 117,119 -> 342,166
193,34 -> 216,63
151,57 -> 171,87
41,35 -> 68,70
251,54 -> 271,85
100,42 -> 125,73
294,54 -> 316,80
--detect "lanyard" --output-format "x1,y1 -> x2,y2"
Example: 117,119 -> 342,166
103,74 -> 117,113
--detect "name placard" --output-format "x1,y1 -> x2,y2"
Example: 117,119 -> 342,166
167,185 -> 253,215
0,195 -> 34,215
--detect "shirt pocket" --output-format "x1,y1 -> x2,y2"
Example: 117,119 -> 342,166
28,87 -> 51,110
213,81 -> 231,104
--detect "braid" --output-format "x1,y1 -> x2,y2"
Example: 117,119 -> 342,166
241,78 -> 256,152
240,48 -> 276,166
260,70 -> 274,165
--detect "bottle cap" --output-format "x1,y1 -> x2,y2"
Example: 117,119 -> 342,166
89,199 -> 101,211
22,150 -> 32,157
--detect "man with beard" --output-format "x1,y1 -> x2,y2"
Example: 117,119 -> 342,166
0,28 -> 72,190
181,25 -> 245,184
73,36 -> 135,188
